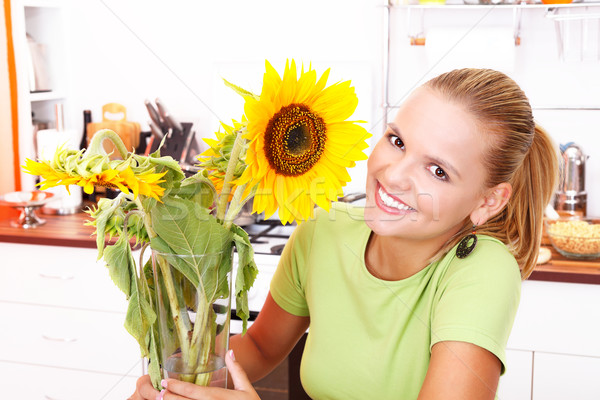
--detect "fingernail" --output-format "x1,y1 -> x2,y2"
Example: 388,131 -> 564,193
229,349 -> 236,361
161,379 -> 168,388
156,389 -> 165,400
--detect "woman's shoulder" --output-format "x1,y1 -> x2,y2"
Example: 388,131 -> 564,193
438,235 -> 521,287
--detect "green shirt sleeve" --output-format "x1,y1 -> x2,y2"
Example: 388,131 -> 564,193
430,237 -> 522,374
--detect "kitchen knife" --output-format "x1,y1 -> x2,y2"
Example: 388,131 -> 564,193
155,97 -> 183,132
145,99 -> 166,133
180,127 -> 196,165
148,119 -> 164,141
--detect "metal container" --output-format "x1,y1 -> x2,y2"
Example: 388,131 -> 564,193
554,142 -> 588,216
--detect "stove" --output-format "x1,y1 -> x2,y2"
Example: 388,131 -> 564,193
244,219 -> 296,255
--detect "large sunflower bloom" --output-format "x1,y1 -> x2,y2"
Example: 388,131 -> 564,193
237,60 -> 371,224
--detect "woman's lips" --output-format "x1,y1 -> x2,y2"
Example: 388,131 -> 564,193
375,183 -> 416,215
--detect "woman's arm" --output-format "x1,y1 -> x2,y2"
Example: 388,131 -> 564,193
418,341 -> 501,400
230,291 -> 310,382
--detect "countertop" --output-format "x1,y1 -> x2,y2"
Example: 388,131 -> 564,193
1,204 -> 599,284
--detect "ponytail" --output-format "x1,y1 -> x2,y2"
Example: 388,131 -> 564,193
494,124 -> 559,278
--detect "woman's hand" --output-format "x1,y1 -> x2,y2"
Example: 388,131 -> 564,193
128,374 -> 159,400
160,350 -> 260,400
130,350 -> 260,400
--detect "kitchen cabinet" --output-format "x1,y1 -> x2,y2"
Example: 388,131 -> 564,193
495,279 -> 600,398
11,0 -> 74,190
532,352 -> 600,399
0,242 -> 142,399
496,349 -> 533,400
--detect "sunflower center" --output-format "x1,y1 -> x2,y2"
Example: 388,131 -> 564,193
263,103 -> 326,176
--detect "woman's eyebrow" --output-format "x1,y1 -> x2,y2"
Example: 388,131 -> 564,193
387,123 -> 402,136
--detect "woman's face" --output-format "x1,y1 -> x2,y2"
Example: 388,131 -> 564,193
364,87 -> 490,243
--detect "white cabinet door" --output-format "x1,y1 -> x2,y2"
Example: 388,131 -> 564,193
0,361 -> 140,400
0,302 -> 142,376
533,352 -> 600,400
496,349 -> 533,400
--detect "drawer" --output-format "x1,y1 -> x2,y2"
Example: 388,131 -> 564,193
0,242 -> 131,312
0,360 -> 140,400
0,302 -> 142,376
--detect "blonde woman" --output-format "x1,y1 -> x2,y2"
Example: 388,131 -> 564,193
132,68 -> 559,400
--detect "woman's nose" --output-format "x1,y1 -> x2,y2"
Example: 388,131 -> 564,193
383,159 -> 413,193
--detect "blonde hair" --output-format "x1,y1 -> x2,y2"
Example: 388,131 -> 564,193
424,68 -> 559,279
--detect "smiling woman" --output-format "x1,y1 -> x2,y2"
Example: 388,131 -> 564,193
132,68 -> 560,400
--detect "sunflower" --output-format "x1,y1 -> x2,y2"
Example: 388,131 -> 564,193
237,60 -> 371,224
23,148 -> 167,202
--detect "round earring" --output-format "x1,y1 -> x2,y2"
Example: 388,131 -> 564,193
456,225 -> 478,259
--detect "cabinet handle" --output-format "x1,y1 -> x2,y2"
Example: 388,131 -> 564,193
38,272 -> 75,280
45,395 -> 65,400
42,334 -> 78,343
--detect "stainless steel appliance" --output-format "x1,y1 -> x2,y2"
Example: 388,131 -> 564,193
554,142 -> 588,216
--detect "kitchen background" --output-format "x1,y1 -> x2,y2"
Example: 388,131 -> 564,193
1,1 -> 600,399
1,0 -> 599,215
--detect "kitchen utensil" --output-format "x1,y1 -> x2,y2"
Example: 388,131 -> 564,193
148,119 -> 164,141
0,191 -> 54,228
145,99 -> 166,133
155,97 -> 183,132
554,142 -> 588,216
86,103 -> 141,159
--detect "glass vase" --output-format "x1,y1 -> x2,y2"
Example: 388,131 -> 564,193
151,249 -> 233,387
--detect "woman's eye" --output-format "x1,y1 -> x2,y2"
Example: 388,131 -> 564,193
427,165 -> 448,180
388,134 -> 404,149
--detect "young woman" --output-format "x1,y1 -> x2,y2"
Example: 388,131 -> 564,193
131,68 -> 558,400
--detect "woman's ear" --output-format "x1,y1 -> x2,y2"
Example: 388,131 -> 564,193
470,183 -> 512,226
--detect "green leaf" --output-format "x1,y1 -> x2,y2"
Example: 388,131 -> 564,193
231,224 -> 259,333
150,197 -> 233,300
176,175 -> 217,210
223,78 -> 259,101
124,286 -> 156,355
103,235 -> 132,297
92,196 -> 126,259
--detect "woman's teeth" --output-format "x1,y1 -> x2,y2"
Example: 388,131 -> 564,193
378,187 -> 414,211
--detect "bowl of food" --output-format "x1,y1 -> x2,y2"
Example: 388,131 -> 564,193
545,217 -> 600,260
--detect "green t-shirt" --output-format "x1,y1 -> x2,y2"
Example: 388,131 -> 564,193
270,203 -> 521,400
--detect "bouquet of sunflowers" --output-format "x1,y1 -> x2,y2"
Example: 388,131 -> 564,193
23,60 -> 370,389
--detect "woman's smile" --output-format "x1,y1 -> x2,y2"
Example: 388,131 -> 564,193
375,182 -> 416,215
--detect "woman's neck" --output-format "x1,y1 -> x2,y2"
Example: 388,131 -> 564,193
364,233 -> 446,281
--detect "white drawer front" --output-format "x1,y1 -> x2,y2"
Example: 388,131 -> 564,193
0,242 -> 131,312
0,302 -> 142,376
0,360 -> 141,400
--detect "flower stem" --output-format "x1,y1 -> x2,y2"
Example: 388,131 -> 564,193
215,128 -> 247,223
84,129 -> 130,159
156,255 -> 191,357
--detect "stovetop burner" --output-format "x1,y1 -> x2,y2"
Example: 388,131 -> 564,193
245,219 -> 295,255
